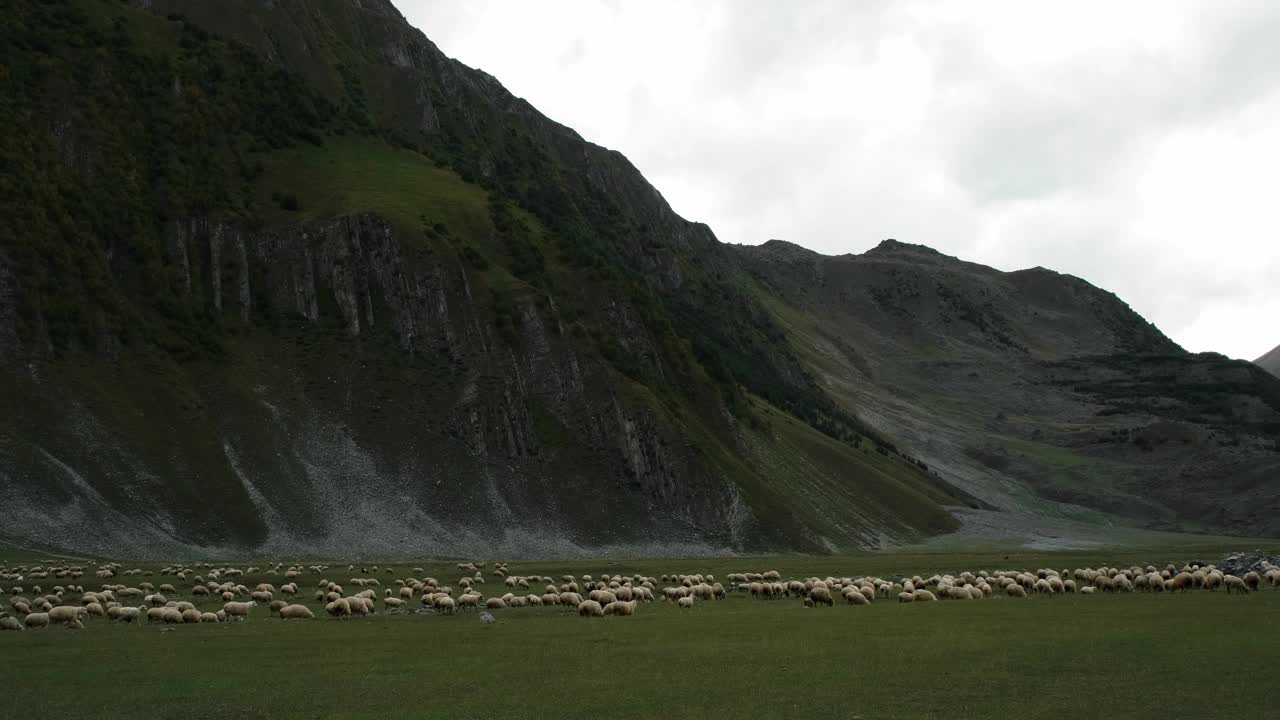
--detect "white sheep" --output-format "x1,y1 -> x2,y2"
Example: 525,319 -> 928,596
279,604 -> 315,619
844,589 -> 869,605
809,587 -> 834,607
1225,575 -> 1250,594
47,605 -> 86,625
325,599 -> 351,619
107,606 -> 141,623
22,612 -> 49,629
604,600 -> 637,616
222,601 -> 255,620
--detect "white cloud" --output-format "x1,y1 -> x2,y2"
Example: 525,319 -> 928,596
401,0 -> 1280,361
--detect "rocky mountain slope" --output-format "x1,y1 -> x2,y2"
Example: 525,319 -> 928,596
735,240 -> 1280,535
1,0 -> 1276,557
1257,345 -> 1280,378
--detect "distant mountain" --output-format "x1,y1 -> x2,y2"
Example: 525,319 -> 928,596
1257,345 -> 1280,378
735,239 -> 1280,535
1,0 -> 1277,557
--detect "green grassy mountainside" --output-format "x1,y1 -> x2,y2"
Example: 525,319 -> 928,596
1,0 -> 1275,557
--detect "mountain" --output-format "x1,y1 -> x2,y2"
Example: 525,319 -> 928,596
1,0 -> 1277,558
735,240 -> 1280,535
1257,345 -> 1280,378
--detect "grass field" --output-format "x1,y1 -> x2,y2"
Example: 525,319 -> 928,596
3,546 -> 1278,719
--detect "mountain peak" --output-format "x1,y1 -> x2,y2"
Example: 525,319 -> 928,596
1257,343 -> 1280,377
866,238 -> 944,256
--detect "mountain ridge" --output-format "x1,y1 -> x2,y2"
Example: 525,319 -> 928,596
1,0 -> 1276,557
1257,344 -> 1280,378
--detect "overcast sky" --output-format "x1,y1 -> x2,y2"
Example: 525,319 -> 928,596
401,1 -> 1279,361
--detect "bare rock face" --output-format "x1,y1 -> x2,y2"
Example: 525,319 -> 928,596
0,212 -> 771,559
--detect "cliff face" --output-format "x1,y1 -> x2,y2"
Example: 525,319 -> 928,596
0,213 -> 763,557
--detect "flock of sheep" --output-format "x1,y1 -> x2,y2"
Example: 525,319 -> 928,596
2,557 -> 1276,632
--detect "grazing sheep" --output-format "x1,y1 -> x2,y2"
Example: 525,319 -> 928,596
436,596 -> 457,614
325,599 -> 351,619
1225,575 -> 1250,594
47,606 -> 86,625
897,592 -> 914,603
222,601 -> 255,621
809,587 -> 834,607
199,612 -> 219,623
844,589 -> 869,605
383,597 -> 404,609
279,604 -> 315,620
577,600 -> 605,617
0,615 -> 22,631
676,596 -> 695,609
1244,572 -> 1261,591
485,597 -> 506,610
108,606 -> 141,623
24,612 -> 50,629
588,589 -> 617,605
181,608 -> 202,624
604,600 -> 638,616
